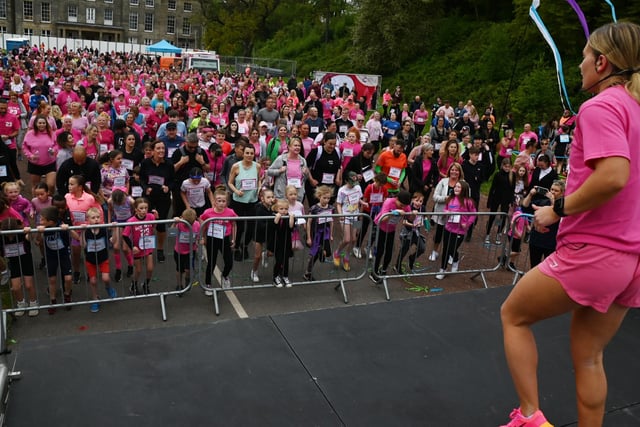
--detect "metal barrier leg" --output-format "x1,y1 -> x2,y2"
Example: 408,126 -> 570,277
381,278 -> 390,301
213,289 -> 220,316
338,279 -> 348,304
160,294 -> 167,321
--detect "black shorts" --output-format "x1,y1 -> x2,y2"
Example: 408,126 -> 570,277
173,251 -> 192,273
27,161 -> 56,176
8,252 -> 34,279
46,249 -> 72,278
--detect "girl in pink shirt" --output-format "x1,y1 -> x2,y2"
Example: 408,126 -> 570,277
436,180 -> 475,279
172,208 -> 201,292
199,188 -> 237,290
122,197 -> 158,295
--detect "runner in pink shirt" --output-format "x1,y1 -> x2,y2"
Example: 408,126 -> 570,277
501,22 -> 640,427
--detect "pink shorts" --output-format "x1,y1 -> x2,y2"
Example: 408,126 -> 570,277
538,243 -> 640,313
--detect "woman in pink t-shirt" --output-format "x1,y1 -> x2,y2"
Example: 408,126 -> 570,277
23,114 -> 57,193
500,22 -> 640,427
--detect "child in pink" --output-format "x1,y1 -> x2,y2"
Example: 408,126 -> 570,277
172,208 -> 201,292
122,197 -> 158,295
199,188 -> 237,289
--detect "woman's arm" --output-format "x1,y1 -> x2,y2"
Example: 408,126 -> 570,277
536,156 -> 629,225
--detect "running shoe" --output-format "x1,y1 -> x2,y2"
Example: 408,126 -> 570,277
435,269 -> 446,280
250,270 -> 260,283
282,277 -> 292,288
15,300 -> 26,317
28,300 -> 39,317
90,302 -> 100,313
342,256 -> 351,272
114,269 -> 122,282
352,247 -> 363,259
333,250 -> 341,267
428,250 -> 439,262
273,276 -> 284,288
221,277 -> 231,289
500,408 -> 553,427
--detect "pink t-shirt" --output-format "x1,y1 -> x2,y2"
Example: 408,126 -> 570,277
374,197 -> 411,233
200,207 -> 238,237
123,213 -> 157,258
174,220 -> 201,255
65,192 -> 96,225
557,85 -> 640,254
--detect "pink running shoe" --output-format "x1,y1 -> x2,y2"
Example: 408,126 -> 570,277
501,408 -> 553,427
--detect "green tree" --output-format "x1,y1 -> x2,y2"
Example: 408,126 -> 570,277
199,0 -> 282,56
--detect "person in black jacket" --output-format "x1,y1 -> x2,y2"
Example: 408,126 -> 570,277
525,154 -> 558,207
485,157 -> 515,245
410,143 -> 439,204
462,147 -> 486,241
139,140 -> 176,263
56,146 -> 102,196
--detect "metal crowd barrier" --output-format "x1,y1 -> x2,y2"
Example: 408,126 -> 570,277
372,211 -> 512,300
0,219 -> 196,322
196,213 -> 373,315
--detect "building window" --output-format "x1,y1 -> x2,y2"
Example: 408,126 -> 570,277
130,0 -> 139,5
0,0 -> 7,19
167,16 -> 175,34
128,37 -> 138,44
144,13 -> 153,32
23,1 -> 33,20
41,3 -> 51,22
104,8 -> 113,25
168,0 -> 176,10
184,2 -> 192,12
144,38 -> 153,45
87,7 -> 95,23
41,29 -> 51,36
104,0 -> 113,3
68,5 -> 78,22
0,27 -> 7,34
23,28 -> 34,36
182,17 -> 191,35
145,0 -> 154,7
129,13 -> 138,30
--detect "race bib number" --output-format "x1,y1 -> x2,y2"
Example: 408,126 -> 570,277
207,223 -> 225,239
113,176 -> 127,187
342,148 -> 353,157
317,209 -> 333,224
4,243 -> 25,257
86,237 -> 107,252
72,211 -> 86,223
0,165 -> 6,177
46,237 -> 65,251
321,173 -> 334,184
448,214 -> 461,224
310,126 -> 319,134
370,193 -> 383,204
389,167 -> 401,179
122,159 -> 134,170
339,125 -> 348,134
362,169 -> 374,183
99,144 -> 108,153
178,231 -> 195,244
148,175 -> 164,186
348,193 -> 360,205
132,186 -> 143,197
287,178 -> 301,188
138,235 -> 156,249
241,179 -> 257,191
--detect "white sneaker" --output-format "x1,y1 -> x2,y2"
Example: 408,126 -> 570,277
283,277 -> 292,288
448,255 -> 453,265
368,249 -> 374,260
15,300 -> 26,317
250,270 -> 259,283
451,261 -> 459,272
428,251 -> 439,262
204,285 -> 214,296
435,269 -> 446,280
495,234 -> 503,244
221,277 -> 231,289
352,247 -> 362,259
273,276 -> 284,288
484,235 -> 491,245
28,300 -> 39,317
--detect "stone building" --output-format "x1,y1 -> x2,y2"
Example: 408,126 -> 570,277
0,0 -> 202,48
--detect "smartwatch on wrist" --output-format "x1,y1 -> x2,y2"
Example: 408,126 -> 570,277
553,197 -> 567,217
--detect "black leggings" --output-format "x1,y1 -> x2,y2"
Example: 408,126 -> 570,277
441,229 -> 464,270
374,229 -> 395,273
205,235 -> 233,283
486,202 -> 510,235
231,200 -> 256,248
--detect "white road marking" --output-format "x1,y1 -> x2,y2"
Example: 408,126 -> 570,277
213,266 -> 248,318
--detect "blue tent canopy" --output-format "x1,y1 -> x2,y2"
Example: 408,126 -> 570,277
146,40 -> 182,54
